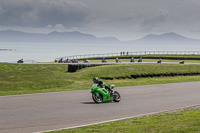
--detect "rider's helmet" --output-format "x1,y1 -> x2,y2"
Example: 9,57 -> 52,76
98,80 -> 103,86
93,77 -> 99,84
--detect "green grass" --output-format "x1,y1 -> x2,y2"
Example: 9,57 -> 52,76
79,63 -> 200,78
0,64 -> 74,95
49,107 -> 200,133
1,63 -> 200,96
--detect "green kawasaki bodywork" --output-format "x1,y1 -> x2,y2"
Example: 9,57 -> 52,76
91,85 -> 115,102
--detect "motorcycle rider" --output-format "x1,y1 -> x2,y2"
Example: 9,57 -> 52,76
92,77 -> 99,87
17,59 -> 24,63
116,57 -> 118,62
84,59 -> 90,63
92,77 -> 113,95
130,57 -> 134,62
102,58 -> 107,63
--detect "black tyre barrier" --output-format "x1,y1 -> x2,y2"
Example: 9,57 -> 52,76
75,65 -> 79,70
130,75 -> 136,79
126,76 -> 132,79
170,73 -> 175,76
68,65 -> 72,72
68,64 -> 110,72
78,64 -> 83,69
119,76 -> 126,79
137,74 -> 141,78
101,72 -> 200,80
101,77 -> 114,80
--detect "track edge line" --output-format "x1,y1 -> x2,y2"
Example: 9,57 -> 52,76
35,104 -> 200,133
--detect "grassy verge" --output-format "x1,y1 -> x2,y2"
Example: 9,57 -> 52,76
1,63 -> 200,96
79,63 -> 200,78
49,106 -> 200,133
0,64 -> 73,95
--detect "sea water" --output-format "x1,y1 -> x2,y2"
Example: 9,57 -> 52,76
0,42 -> 199,62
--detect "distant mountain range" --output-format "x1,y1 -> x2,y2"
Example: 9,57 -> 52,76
0,30 -> 119,44
129,32 -> 200,45
0,30 -> 199,45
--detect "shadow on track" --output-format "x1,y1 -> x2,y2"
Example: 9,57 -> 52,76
81,101 -> 116,104
81,102 -> 96,104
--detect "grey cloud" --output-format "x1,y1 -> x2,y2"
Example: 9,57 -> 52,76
139,9 -> 169,32
0,0 -> 90,28
0,0 -> 200,40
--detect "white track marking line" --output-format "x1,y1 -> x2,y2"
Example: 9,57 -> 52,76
36,104 -> 200,133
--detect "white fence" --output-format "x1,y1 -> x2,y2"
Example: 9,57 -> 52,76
56,51 -> 200,60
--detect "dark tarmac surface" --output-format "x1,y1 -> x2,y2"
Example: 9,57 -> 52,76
0,82 -> 200,133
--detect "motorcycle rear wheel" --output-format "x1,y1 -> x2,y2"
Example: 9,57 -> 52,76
113,91 -> 120,102
92,93 -> 103,103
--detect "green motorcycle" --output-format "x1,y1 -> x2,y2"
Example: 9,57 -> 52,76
91,84 -> 121,103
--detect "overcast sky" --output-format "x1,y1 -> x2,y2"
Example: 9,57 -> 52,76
0,0 -> 200,40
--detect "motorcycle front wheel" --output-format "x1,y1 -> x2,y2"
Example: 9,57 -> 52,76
113,91 -> 121,102
92,93 -> 103,103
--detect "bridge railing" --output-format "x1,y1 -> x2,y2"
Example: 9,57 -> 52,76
56,51 -> 200,60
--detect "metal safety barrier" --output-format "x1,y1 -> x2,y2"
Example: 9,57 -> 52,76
56,51 -> 200,60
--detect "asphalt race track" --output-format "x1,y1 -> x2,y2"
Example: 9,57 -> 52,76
0,81 -> 200,133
